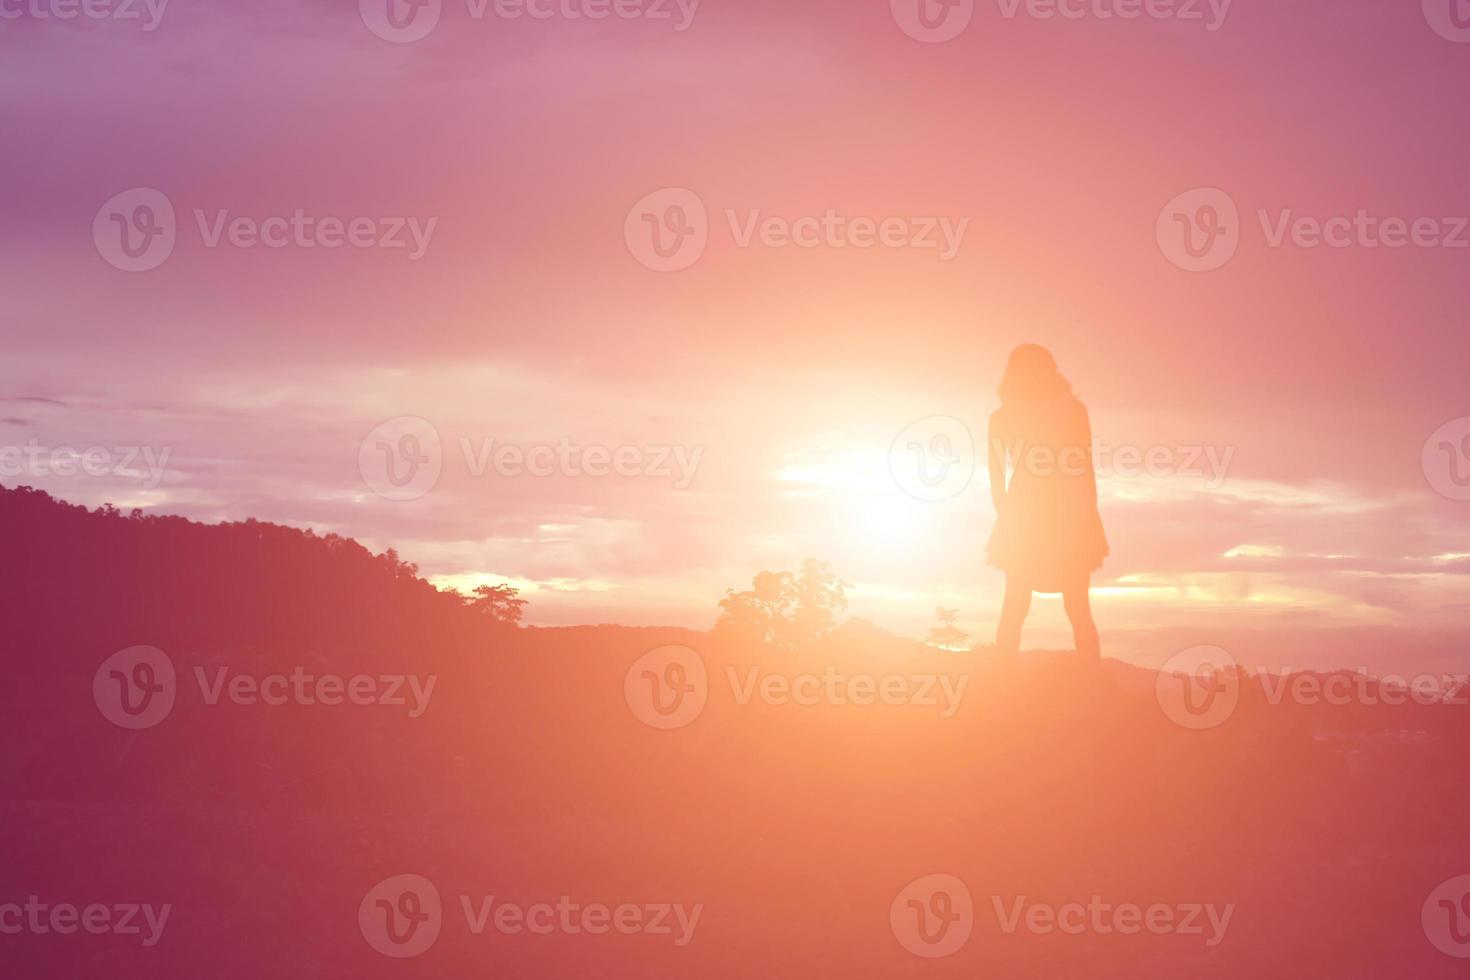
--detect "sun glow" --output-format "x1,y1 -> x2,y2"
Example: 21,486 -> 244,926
850,493 -> 921,550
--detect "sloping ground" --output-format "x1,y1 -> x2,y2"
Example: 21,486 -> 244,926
3,486 -> 1469,977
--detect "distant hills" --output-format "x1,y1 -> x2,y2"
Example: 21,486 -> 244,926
3,484 -> 1469,978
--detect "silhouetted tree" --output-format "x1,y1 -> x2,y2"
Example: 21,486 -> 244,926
926,607 -> 969,651
716,559 -> 848,650
467,583 -> 527,625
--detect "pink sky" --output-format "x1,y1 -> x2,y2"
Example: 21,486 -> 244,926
2,0 -> 1468,664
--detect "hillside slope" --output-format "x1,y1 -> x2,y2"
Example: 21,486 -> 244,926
2,486 -> 1468,978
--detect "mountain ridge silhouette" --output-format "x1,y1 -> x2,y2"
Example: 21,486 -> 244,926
4,483 -> 1470,977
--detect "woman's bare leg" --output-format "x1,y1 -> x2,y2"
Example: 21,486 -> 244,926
995,575 -> 1032,657
1062,576 -> 1100,663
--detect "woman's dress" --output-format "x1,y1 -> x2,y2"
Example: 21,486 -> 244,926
985,396 -> 1109,593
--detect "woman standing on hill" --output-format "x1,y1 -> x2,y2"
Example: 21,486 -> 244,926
986,344 -> 1108,664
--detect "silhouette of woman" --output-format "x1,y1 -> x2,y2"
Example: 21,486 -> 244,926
986,344 -> 1108,663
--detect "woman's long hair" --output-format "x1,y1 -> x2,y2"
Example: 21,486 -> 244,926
998,344 -> 1074,409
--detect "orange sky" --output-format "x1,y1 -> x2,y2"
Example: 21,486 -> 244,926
2,0 -> 1468,663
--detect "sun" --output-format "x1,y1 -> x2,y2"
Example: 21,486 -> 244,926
850,492 -> 920,551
